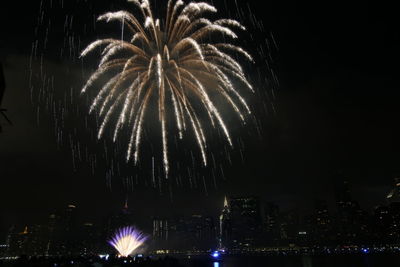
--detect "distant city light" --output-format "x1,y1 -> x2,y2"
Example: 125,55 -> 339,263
99,254 -> 109,260
361,248 -> 370,254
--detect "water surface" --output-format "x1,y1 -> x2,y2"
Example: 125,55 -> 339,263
180,254 -> 400,267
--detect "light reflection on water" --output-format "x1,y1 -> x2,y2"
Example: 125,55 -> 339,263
210,257 -> 314,267
190,254 -> 399,267
211,257 -> 314,267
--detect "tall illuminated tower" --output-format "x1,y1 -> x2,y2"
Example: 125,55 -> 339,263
219,196 -> 231,249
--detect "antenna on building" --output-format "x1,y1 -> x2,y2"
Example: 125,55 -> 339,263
224,196 -> 229,208
124,194 -> 129,210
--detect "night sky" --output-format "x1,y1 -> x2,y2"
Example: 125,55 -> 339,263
1,0 -> 399,240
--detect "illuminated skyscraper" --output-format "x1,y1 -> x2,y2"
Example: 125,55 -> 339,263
219,196 -> 231,249
383,178 -> 400,240
78,222 -> 97,255
6,225 -> 47,256
7,226 -> 29,256
264,202 -> 281,245
219,196 -> 262,249
230,196 -> 262,248
152,218 -> 169,250
45,204 -> 79,256
373,205 -> 391,241
265,203 -> 279,230
334,180 -> 368,243
185,215 -> 215,249
45,213 -> 57,255
153,218 -> 169,241
314,200 -> 331,241
62,204 -> 79,255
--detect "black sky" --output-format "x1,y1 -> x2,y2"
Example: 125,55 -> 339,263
1,0 -> 400,240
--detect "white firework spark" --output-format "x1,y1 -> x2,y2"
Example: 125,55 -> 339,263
80,0 -> 253,176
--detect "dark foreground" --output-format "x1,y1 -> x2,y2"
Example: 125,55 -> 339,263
182,254 -> 400,267
1,254 -> 400,267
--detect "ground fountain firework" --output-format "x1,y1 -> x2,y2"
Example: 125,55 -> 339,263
109,226 -> 148,257
80,0 -> 254,176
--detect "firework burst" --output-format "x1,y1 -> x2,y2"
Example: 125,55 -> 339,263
80,0 -> 253,176
109,226 -> 148,257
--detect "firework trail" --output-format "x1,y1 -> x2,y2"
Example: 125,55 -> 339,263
109,226 -> 147,257
80,0 -> 253,176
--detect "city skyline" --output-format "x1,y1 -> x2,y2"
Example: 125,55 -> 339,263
3,180 -> 400,257
2,178 -> 399,245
